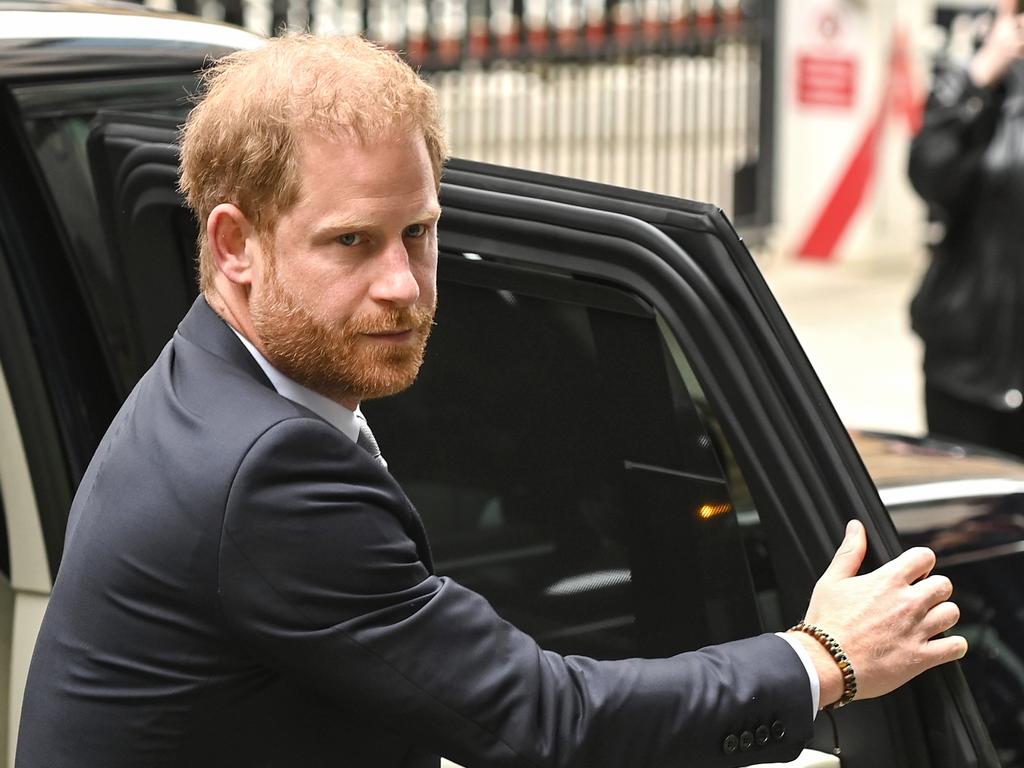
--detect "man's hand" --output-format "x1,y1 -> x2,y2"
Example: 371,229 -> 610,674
789,520 -> 967,709
970,0 -> 1024,88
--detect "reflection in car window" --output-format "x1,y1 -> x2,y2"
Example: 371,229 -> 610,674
897,494 -> 1024,768
945,549 -> 1024,767
366,257 -> 784,659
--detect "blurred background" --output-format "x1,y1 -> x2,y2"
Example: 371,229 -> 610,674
135,0 -> 985,437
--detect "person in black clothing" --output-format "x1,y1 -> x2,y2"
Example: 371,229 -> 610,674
909,0 -> 1024,457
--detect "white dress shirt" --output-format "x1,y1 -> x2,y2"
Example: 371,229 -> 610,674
233,329 -> 362,442
776,632 -> 820,716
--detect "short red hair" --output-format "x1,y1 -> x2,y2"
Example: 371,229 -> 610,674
179,34 -> 448,295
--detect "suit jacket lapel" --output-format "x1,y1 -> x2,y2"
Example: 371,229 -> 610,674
176,296 -> 274,390
176,296 -> 437,572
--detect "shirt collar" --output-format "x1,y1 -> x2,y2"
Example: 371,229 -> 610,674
231,329 -> 361,444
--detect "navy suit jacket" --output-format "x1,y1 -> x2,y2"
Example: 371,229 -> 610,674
17,297 -> 813,767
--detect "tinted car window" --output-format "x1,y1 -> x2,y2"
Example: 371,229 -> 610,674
1,76 -> 199,565
15,76 -> 198,396
366,256 -> 785,659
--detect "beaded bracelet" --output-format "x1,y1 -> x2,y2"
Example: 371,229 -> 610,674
789,622 -> 858,710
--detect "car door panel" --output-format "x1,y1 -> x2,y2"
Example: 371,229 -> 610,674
411,211 -> 978,768
441,159 -> 997,768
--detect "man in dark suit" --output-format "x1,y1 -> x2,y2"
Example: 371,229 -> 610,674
17,34 -> 966,768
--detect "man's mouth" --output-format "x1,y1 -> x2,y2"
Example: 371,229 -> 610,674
364,329 -> 414,341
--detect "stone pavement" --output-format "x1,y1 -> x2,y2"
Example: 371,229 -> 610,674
756,252 -> 930,437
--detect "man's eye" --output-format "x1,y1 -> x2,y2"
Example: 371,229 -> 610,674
404,224 -> 427,238
338,233 -> 364,246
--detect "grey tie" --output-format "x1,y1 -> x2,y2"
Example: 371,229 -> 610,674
356,420 -> 388,470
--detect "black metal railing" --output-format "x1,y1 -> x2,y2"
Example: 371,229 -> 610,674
148,0 -> 776,233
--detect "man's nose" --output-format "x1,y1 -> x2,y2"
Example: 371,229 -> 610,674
370,243 -> 420,306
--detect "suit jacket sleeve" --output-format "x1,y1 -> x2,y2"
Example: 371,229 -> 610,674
218,416 -> 813,768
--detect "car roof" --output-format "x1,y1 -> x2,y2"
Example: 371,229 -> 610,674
0,0 -> 261,82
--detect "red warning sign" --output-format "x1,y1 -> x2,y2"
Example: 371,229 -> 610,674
797,54 -> 857,108
796,29 -> 923,260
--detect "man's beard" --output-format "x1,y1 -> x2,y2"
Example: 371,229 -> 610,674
250,264 -> 435,404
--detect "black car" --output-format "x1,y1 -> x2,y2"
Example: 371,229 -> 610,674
0,3 -> 1019,767
860,430 -> 1024,767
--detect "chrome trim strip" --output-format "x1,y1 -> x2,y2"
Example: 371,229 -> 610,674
0,11 -> 263,48
544,568 -> 632,597
878,478 -> 1024,507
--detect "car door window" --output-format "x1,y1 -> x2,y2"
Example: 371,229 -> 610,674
14,77 -> 198,396
366,256 -> 783,659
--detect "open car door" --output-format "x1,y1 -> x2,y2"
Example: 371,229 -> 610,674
82,116 -> 998,767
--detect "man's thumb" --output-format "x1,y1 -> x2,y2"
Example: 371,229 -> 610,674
822,519 -> 867,581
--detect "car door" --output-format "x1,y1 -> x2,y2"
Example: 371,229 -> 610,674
32,114 -> 1001,767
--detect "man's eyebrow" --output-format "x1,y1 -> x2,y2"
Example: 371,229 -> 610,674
315,207 -> 442,232
314,215 -> 379,232
412,206 -> 443,223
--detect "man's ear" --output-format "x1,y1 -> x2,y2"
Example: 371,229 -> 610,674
207,203 -> 258,286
